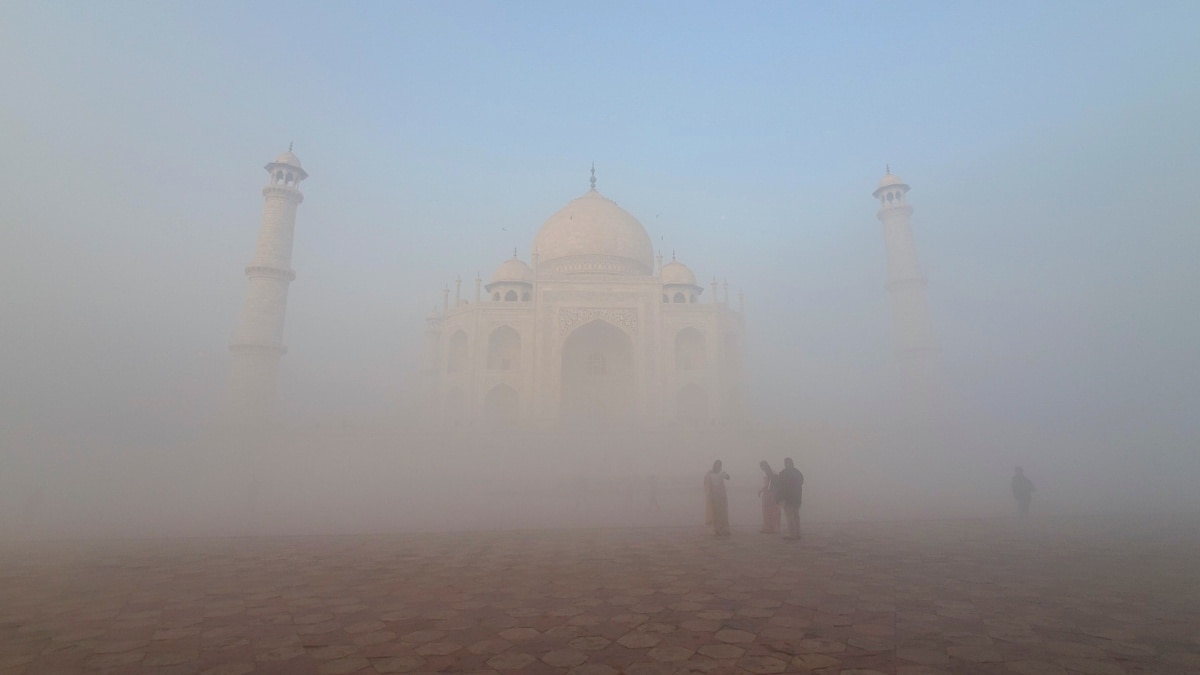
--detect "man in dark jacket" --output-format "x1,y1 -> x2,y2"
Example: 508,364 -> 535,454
775,457 -> 804,539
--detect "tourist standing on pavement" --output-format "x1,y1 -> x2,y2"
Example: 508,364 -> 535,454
775,458 -> 804,539
758,461 -> 781,534
704,460 -> 731,536
1011,466 -> 1035,517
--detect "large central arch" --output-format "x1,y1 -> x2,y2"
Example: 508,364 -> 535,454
560,319 -> 636,427
483,384 -> 520,427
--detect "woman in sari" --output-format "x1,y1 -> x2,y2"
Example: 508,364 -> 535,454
704,460 -> 731,536
758,461 -> 781,534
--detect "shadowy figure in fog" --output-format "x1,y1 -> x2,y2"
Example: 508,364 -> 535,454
704,460 -> 731,536
758,461 -> 781,534
1012,466 -> 1035,517
775,458 -> 804,539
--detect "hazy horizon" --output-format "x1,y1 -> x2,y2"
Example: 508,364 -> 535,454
2,1 -> 1198,538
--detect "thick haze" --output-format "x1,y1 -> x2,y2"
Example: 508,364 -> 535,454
2,2 -> 1198,536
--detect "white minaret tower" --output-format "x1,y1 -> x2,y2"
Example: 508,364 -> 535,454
225,147 -> 307,425
874,168 -> 940,401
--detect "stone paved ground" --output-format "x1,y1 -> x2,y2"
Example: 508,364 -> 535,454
2,516 -> 1199,675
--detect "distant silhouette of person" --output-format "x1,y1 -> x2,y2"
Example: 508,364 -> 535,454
1012,466 -> 1035,517
758,461 -> 781,534
704,460 -> 731,536
775,457 -> 804,539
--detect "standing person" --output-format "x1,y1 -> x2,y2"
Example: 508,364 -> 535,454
1012,466 -> 1035,517
758,461 -> 781,534
704,460 -> 731,536
775,458 -> 804,540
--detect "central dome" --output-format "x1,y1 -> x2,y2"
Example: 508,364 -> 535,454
533,189 -> 655,276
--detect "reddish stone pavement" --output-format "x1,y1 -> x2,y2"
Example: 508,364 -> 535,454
2,516 -> 1198,675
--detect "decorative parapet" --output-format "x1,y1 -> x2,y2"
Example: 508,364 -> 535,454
557,307 -> 638,336
539,254 -> 651,277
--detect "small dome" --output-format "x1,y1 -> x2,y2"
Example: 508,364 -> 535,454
878,172 -> 904,188
490,256 -> 533,285
265,149 -> 307,180
661,260 -> 697,286
273,150 -> 303,169
873,171 -> 909,198
532,189 -> 655,276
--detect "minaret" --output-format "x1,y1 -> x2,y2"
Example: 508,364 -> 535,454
874,168 -> 939,399
225,147 -> 308,425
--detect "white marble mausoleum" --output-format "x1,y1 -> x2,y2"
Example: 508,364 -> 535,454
422,170 -> 746,429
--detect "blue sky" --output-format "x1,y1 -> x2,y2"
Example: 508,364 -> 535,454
1,1 -> 1197,454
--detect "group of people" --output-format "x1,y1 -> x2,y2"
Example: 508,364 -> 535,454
704,458 -> 804,539
703,462 -> 1036,538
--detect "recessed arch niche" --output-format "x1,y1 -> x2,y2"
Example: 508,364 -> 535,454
560,320 -> 635,427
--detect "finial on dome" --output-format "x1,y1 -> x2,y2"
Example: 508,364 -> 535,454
886,163 -> 891,175
513,247 -> 518,259
589,162 -> 596,191
672,250 -> 676,262
289,141 -> 293,152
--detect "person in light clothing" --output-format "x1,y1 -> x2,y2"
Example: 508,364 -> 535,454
758,461 -> 781,534
704,460 -> 731,536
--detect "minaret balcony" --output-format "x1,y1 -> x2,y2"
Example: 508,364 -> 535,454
885,277 -> 928,292
261,185 -> 305,202
244,265 -> 297,282
876,204 -> 913,220
229,343 -> 287,356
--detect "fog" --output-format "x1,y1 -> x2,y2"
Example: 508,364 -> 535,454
2,2 -> 1198,540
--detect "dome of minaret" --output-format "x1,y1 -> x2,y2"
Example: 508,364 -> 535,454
873,169 -> 909,197
265,147 -> 308,180
273,150 -> 303,169
877,172 -> 904,188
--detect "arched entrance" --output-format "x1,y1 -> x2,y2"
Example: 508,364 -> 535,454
560,320 -> 636,427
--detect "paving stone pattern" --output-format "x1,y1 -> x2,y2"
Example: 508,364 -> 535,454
2,517 -> 1198,674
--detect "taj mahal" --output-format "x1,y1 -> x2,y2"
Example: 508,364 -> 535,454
225,151 -> 936,431
420,167 -> 746,429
